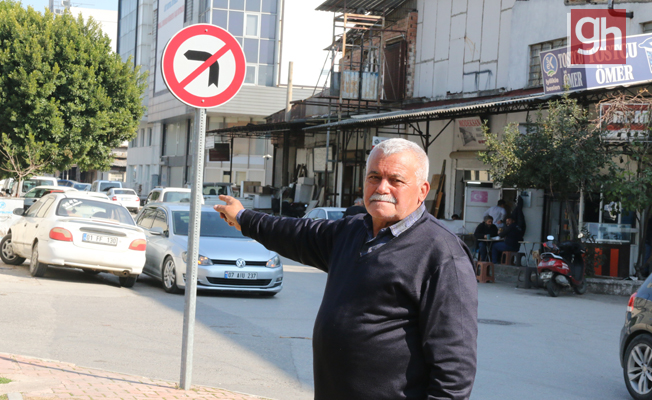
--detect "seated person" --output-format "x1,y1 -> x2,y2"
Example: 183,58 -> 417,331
345,197 -> 366,216
474,216 -> 498,261
491,217 -> 522,264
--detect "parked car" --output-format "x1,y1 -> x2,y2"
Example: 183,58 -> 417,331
8,176 -> 58,197
23,186 -> 77,211
303,207 -> 347,221
91,180 -> 123,193
73,182 -> 91,191
107,188 -> 141,212
620,275 -> 652,399
57,179 -> 76,187
135,203 -> 283,296
0,192 -> 146,287
145,187 -> 200,205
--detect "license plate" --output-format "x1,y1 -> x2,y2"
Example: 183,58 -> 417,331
82,233 -> 118,246
540,271 -> 553,280
225,271 -> 257,279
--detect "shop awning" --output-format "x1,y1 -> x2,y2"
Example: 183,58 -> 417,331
303,92 -> 556,131
316,0 -> 409,14
206,118 -> 328,139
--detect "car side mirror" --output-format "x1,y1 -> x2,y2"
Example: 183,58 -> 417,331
151,227 -> 164,236
13,208 -> 24,216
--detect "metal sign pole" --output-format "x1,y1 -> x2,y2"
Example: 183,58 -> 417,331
180,107 -> 206,390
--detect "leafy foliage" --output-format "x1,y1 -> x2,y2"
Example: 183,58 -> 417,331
0,1 -> 146,177
479,94 -> 611,199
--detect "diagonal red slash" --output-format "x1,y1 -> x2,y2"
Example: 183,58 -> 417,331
179,45 -> 231,88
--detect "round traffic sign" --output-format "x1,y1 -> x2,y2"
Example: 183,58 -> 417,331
161,24 -> 246,108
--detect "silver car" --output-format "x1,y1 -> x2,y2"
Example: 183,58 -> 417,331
135,204 -> 283,296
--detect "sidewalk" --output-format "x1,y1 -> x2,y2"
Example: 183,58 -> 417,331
0,353 -> 266,400
493,263 -> 643,296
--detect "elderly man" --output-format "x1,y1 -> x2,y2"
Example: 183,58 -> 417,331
215,138 -> 478,400
344,197 -> 367,216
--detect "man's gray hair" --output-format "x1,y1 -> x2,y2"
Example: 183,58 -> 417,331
367,138 -> 430,183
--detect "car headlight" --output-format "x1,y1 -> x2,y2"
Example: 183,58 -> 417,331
181,252 -> 213,266
266,255 -> 282,268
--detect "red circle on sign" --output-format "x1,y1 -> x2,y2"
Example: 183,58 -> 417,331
162,24 -> 246,108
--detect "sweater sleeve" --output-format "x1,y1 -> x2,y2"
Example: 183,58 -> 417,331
238,209 -> 345,272
419,235 -> 478,400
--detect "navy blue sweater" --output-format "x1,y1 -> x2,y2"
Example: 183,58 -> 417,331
239,209 -> 478,400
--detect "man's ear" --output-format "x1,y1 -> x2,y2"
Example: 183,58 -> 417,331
418,180 -> 430,204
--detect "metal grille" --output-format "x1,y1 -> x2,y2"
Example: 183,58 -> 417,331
211,259 -> 268,266
206,278 -> 272,286
528,38 -> 567,88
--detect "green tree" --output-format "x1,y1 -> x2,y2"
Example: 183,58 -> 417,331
0,0 -> 146,181
478,94 -> 613,239
598,90 -> 652,277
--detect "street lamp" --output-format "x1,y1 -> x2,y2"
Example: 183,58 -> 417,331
262,154 -> 272,186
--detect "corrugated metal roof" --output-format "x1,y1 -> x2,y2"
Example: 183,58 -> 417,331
316,0 -> 408,14
304,93 -> 556,131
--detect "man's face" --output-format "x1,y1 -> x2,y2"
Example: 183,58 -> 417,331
506,218 -> 513,226
364,151 -> 430,224
485,219 -> 493,226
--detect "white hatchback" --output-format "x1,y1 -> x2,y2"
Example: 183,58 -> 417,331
107,188 -> 141,212
0,192 -> 146,287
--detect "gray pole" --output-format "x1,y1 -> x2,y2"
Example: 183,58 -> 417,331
180,107 -> 206,390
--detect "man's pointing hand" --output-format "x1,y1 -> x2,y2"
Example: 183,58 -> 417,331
213,195 -> 244,231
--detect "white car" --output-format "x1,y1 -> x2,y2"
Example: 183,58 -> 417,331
23,186 -> 77,210
303,207 -> 347,221
145,187 -> 203,205
107,188 -> 141,212
0,192 -> 146,287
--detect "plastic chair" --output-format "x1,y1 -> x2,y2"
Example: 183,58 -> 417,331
476,261 -> 495,283
500,251 -> 518,266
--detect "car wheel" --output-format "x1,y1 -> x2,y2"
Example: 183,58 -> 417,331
162,257 -> 182,294
573,280 -> 587,295
624,334 -> 652,400
29,243 -> 47,277
546,279 -> 560,297
119,275 -> 138,288
0,234 -> 26,265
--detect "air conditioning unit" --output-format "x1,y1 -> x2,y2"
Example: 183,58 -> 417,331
61,0 -> 71,7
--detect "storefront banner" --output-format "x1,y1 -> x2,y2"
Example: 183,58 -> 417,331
540,33 -> 652,95
599,103 -> 651,141
455,117 -> 486,151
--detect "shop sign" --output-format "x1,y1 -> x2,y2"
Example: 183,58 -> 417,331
455,116 -> 485,150
540,33 -> 652,95
599,103 -> 651,141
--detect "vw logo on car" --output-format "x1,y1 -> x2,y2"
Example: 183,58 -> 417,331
236,258 -> 246,268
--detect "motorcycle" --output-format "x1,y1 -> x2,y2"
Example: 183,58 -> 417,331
536,235 -> 587,297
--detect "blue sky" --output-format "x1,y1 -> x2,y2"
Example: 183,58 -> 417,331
22,0 -> 118,11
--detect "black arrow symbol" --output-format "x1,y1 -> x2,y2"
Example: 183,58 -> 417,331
184,50 -> 219,87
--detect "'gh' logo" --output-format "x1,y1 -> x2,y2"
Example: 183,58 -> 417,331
570,9 -> 627,65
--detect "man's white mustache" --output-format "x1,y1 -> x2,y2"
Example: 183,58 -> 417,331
369,194 -> 397,204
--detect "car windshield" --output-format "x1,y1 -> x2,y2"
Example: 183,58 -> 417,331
164,192 -> 191,202
73,183 -> 91,191
22,179 -> 53,193
56,198 -> 135,225
172,211 -> 244,238
202,185 -> 229,196
99,182 -> 121,192
113,189 -> 136,195
327,211 -> 345,220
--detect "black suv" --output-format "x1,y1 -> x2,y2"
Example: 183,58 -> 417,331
620,275 -> 652,399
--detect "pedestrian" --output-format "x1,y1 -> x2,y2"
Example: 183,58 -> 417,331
214,138 -> 478,400
491,216 -> 522,264
344,197 -> 366,216
483,199 -> 507,228
474,216 -> 498,261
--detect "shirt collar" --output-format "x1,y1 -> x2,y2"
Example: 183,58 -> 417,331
363,203 -> 426,238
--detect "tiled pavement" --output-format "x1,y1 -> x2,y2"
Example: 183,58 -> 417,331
0,353 -> 266,400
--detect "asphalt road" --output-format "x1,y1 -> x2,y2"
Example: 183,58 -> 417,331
0,258 -> 635,400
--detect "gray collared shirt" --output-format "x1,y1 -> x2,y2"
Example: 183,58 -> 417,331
360,203 -> 426,256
